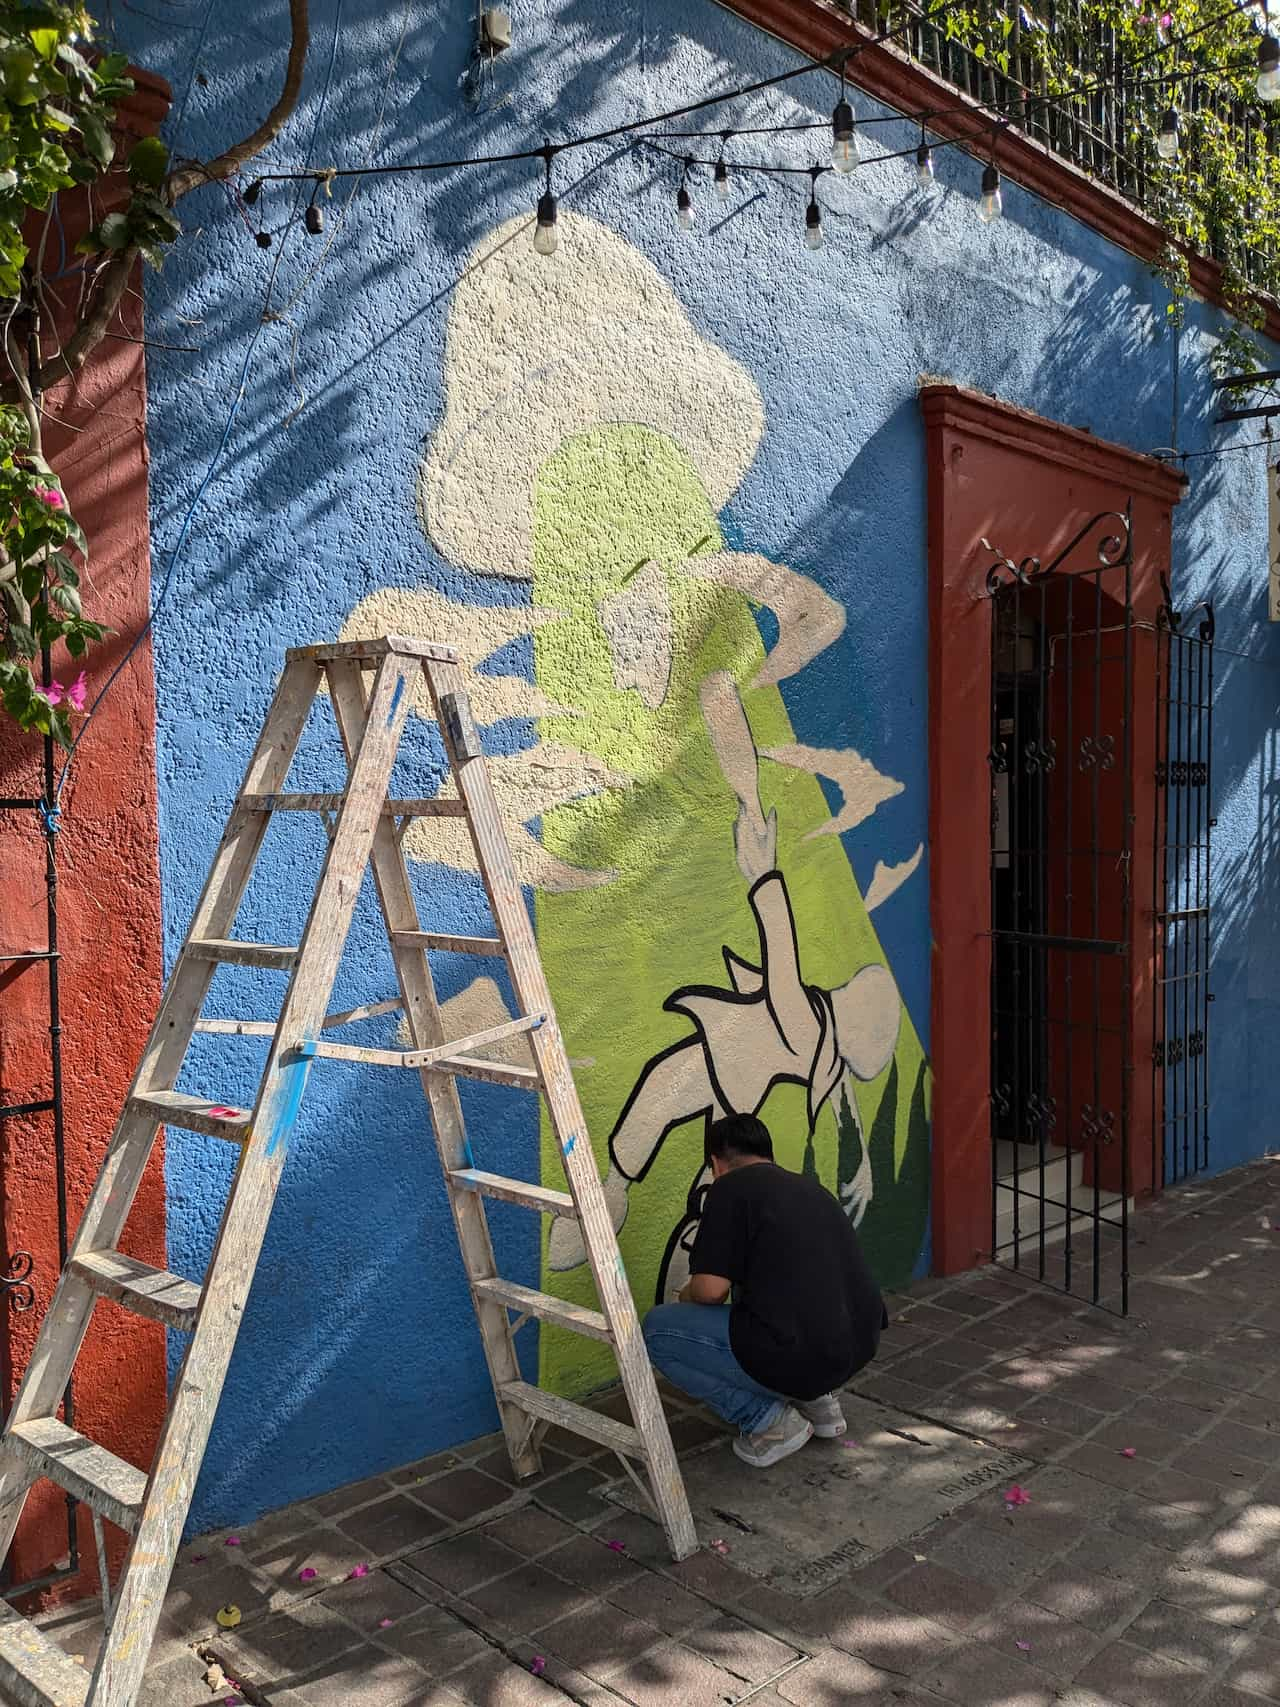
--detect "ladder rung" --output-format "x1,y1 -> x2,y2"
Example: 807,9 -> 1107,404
187,938 -> 298,971
499,1381 -> 645,1459
427,1054 -> 541,1090
0,1600 -> 91,1707
474,1277 -> 611,1341
450,1169 -> 577,1218
195,996 -> 404,1040
130,1091 -> 252,1143
240,794 -> 467,817
287,635 -> 459,664
393,931 -> 504,956
8,1418 -> 147,1534
70,1250 -> 202,1331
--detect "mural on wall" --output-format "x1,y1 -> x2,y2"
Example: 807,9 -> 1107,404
338,211 -> 929,1397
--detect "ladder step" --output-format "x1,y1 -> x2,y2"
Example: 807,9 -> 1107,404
187,938 -> 298,970
427,1054 -> 541,1090
0,1600 -> 91,1707
287,636 -> 459,664
240,794 -> 467,817
8,1418 -> 147,1534
473,1277 -> 611,1341
70,1250 -> 202,1331
450,1169 -> 577,1218
499,1381 -> 646,1459
130,1091 -> 252,1143
392,931 -> 504,956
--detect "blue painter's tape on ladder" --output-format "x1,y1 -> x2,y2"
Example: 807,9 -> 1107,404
268,1039 -> 318,1156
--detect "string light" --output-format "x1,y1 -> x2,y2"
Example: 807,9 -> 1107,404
304,192 -> 324,235
805,165 -> 824,249
1157,104 -> 1180,158
676,158 -> 695,231
916,130 -> 935,187
534,141 -> 559,256
715,134 -> 731,201
979,159 -> 1003,223
831,61 -> 858,173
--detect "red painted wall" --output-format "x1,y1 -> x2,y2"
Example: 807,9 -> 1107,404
921,384 -> 1185,1275
0,72 -> 169,1602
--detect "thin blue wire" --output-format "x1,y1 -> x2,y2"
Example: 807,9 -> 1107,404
55,0 -> 347,799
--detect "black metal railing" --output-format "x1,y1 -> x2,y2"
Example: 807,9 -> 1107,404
837,0 -> 1279,289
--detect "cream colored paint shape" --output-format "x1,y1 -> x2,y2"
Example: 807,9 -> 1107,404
598,561 -> 673,709
419,212 -> 766,579
335,585 -> 572,726
865,843 -> 925,912
406,743 -> 630,892
762,742 -> 905,838
680,551 -> 846,688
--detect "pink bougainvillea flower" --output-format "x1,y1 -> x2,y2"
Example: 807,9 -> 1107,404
1122,1447 -> 1137,1458
530,1656 -> 547,1677
1159,10 -> 1173,24
298,1567 -> 318,1582
34,485 -> 65,509
224,1536 -> 241,1547
604,1540 -> 626,1553
347,1563 -> 370,1579
1004,1485 -> 1031,1507
209,1106 -> 243,1119
66,670 -> 88,712
42,681 -> 65,707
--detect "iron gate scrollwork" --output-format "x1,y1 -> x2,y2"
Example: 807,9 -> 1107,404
987,509 -> 1134,1314
1153,587 -> 1214,1187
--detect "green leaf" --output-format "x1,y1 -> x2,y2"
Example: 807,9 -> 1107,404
0,168 -> 16,195
85,210 -> 130,251
63,628 -> 85,657
78,109 -> 114,169
127,134 -> 168,188
51,583 -> 80,615
29,28 -> 59,63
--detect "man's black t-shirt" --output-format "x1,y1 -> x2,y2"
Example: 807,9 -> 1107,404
689,1161 -> 885,1401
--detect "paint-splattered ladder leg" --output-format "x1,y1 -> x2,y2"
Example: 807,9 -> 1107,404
91,650 -> 420,1707
0,658 -> 322,1576
326,658 -> 539,1477
421,657 -> 697,1563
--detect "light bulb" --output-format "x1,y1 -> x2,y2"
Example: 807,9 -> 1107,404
979,163 -> 1003,224
305,203 -> 323,235
805,200 -> 823,249
714,159 -> 730,201
676,186 -> 695,232
534,190 -> 559,256
831,99 -> 858,174
1259,33 -> 1280,99
916,140 -> 935,187
1156,106 -> 1179,160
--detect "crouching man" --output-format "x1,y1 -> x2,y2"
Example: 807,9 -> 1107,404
642,1112 -> 887,1469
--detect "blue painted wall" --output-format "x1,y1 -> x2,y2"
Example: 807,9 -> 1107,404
108,0 -> 1280,1532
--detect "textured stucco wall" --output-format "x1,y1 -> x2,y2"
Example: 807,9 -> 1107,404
111,0 -> 1279,1531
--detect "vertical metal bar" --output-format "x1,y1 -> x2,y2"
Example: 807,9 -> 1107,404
1090,565 -> 1103,1305
1011,573 -> 1024,1269
1152,610 -> 1169,1195
1035,576 -> 1049,1282
1179,624 -> 1193,1183
990,594 -> 1003,1265
1201,616 -> 1215,1172
1062,574 -> 1075,1294
1118,523 -> 1133,1317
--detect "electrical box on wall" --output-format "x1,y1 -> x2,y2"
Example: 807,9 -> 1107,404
481,8 -> 512,51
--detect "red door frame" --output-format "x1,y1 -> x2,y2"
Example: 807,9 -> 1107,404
921,384 -> 1187,1276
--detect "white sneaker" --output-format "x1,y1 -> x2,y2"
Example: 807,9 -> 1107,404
732,1406 -> 813,1468
795,1393 -> 847,1438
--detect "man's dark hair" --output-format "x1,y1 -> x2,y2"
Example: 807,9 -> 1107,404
706,1113 -> 774,1166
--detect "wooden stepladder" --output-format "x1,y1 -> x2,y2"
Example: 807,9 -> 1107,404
0,636 -> 697,1707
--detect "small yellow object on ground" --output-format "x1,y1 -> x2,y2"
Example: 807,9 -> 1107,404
215,1605 -> 242,1630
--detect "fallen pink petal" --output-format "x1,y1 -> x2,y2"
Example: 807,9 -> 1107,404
1016,1640 -> 1032,1652
839,1438 -> 859,1449
224,1536 -> 241,1547
378,1619 -> 393,1629
348,1563 -> 370,1578
298,1567 -> 318,1582
209,1106 -> 242,1118
709,1538 -> 731,1555
604,1540 -> 626,1553
1004,1485 -> 1031,1506
530,1656 -> 547,1676
190,1554 -> 207,1564
1121,1447 -> 1137,1458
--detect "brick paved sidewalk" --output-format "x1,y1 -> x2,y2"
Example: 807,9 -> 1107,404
36,1155 -> 1280,1706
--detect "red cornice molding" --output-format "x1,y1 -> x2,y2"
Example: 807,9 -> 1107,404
718,0 -> 1280,342
919,381 -> 1189,504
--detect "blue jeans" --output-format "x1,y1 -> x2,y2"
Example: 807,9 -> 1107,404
643,1303 -> 785,1435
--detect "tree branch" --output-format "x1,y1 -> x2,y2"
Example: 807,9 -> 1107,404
17,0 -> 310,399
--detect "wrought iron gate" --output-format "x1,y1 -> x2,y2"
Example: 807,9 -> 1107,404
1152,589 -> 1214,1188
987,510 -> 1135,1314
